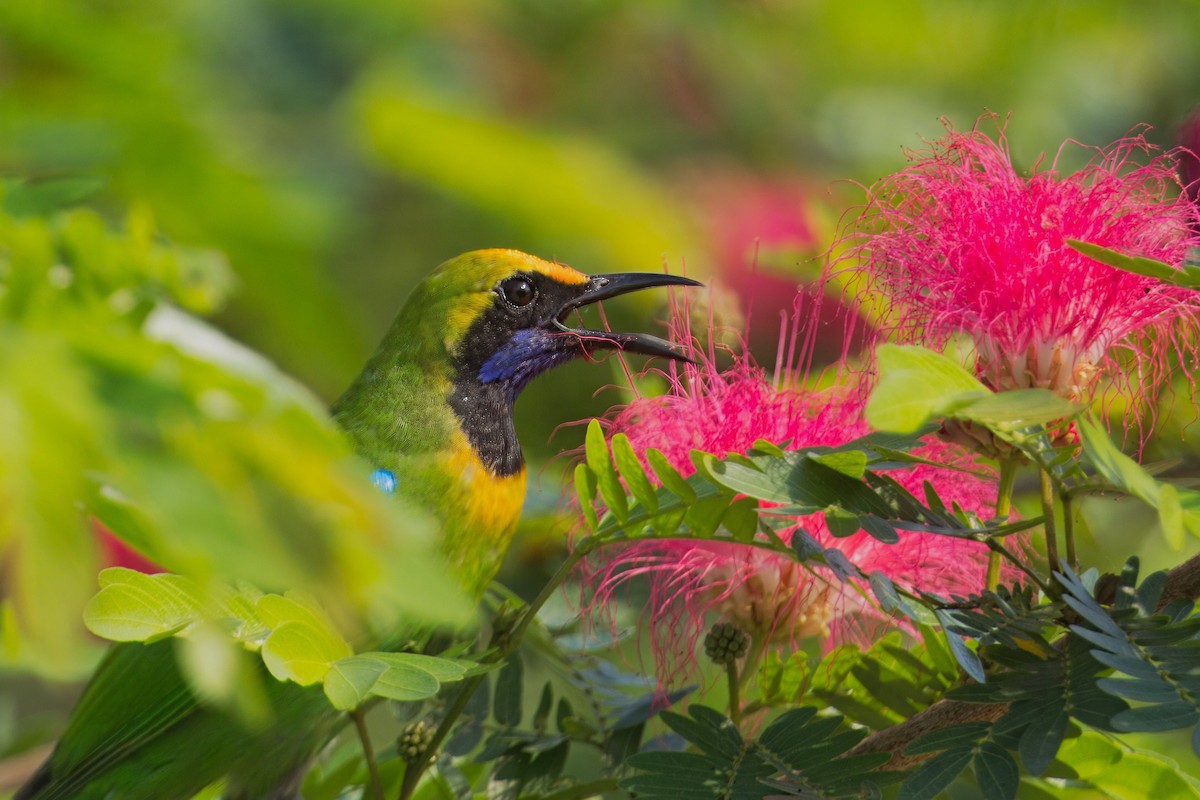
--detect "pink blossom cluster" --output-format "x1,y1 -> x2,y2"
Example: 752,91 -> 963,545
840,121 -> 1200,419
579,299 -> 1003,685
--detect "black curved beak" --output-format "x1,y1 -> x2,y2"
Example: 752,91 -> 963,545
552,272 -> 702,362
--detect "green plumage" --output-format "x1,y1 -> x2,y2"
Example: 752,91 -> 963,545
19,250 -> 695,799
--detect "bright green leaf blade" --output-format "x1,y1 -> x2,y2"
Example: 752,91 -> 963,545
365,652 -> 471,682
612,433 -> 657,512
323,656 -> 389,711
867,344 -> 987,433
958,389 -> 1079,428
647,449 -> 696,503
84,569 -> 204,643
369,660 -> 442,702
1066,239 -> 1186,284
585,419 -> 628,523
574,463 -> 599,530
258,595 -> 352,686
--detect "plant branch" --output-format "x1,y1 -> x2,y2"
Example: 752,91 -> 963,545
986,456 -> 1019,591
846,549 -> 1200,768
352,708 -> 384,800
1040,467 -> 1058,576
726,660 -> 742,728
984,538 -> 1051,595
1062,493 -> 1077,569
396,544 -> 598,800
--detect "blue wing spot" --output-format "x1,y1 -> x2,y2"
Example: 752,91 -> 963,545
371,469 -> 397,495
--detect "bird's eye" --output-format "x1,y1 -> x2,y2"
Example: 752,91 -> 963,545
500,276 -> 536,308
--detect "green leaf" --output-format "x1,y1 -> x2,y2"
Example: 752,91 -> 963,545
367,659 -> 444,702
811,449 -> 869,479
574,463 -> 599,530
721,496 -> 759,541
958,389 -> 1079,428
867,344 -> 987,433
1066,239 -> 1189,284
585,419 -> 628,523
868,345 -> 1077,433
367,652 -> 472,682
1058,731 -> 1200,799
257,594 -> 352,686
899,747 -> 974,800
612,433 -> 657,513
1158,483 -> 1185,551
684,494 -> 734,538
935,610 -> 986,683
84,569 -> 204,643
494,653 -> 524,727
323,656 -> 389,711
974,741 -> 1020,800
646,448 -> 696,502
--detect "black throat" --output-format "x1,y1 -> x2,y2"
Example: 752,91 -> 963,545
446,374 -> 523,477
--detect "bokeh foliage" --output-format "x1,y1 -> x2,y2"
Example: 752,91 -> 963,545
4,1 -> 1200,797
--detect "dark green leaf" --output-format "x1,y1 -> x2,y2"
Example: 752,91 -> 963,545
935,611 -> 986,683
974,741 -> 1020,800
494,654 -> 523,727
1017,707 -> 1068,776
899,747 -> 974,800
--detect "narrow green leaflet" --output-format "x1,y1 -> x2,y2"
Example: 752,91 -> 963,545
1060,562 -> 1200,753
623,705 -> 894,799
646,448 -> 696,502
1066,239 -> 1198,287
574,462 -> 599,530
585,419 -> 628,523
611,433 -> 657,512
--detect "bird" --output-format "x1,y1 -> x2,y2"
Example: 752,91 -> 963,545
18,248 -> 699,799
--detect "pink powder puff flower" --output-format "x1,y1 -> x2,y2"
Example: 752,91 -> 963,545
839,119 -> 1200,429
577,297 -> 1012,686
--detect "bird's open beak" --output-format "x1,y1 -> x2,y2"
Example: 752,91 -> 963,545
551,272 -> 703,362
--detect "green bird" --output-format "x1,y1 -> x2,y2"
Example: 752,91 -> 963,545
17,249 -> 698,799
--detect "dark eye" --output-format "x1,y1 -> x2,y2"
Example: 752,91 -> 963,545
500,276 -> 536,308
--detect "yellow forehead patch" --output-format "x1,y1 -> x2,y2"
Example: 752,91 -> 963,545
526,258 -> 590,286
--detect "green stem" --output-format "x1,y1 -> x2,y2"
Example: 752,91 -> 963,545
985,538 -> 1052,596
397,546 -> 595,800
352,708 -> 384,800
986,456 -> 1018,591
1040,467 -> 1059,579
726,659 -> 742,728
738,633 -> 764,691
1063,493 -> 1077,570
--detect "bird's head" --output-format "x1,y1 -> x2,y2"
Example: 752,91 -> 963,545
407,249 -> 700,396
342,249 -> 700,478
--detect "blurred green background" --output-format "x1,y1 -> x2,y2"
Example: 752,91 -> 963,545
4,0 -> 1200,790
5,0 -> 1198,476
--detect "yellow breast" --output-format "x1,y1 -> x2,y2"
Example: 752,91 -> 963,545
438,430 -> 528,597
